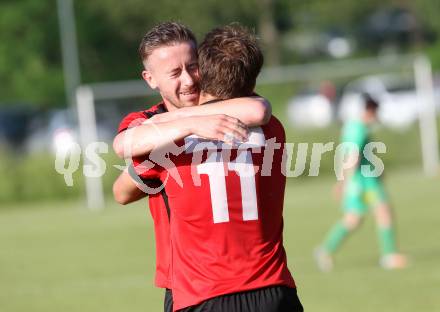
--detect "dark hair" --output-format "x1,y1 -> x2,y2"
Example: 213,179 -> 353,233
363,93 -> 379,111
198,24 -> 263,99
138,22 -> 197,63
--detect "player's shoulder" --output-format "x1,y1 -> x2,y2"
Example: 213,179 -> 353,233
341,118 -> 368,143
117,102 -> 166,133
343,119 -> 367,135
262,115 -> 285,141
344,119 -> 366,129
131,101 -> 167,120
266,115 -> 284,128
143,102 -> 167,117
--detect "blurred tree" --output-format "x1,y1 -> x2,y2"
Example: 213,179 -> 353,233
257,0 -> 280,65
1,0 -> 439,108
0,0 -> 64,107
410,0 -> 440,67
74,0 -> 259,82
405,0 -> 440,34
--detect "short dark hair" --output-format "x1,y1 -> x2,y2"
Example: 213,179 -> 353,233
198,24 -> 263,99
138,22 -> 197,64
363,93 -> 379,111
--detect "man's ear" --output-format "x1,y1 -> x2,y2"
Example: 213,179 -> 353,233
142,69 -> 157,89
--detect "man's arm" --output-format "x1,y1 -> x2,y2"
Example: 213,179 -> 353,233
114,114 -> 248,158
112,96 -> 271,204
113,96 -> 271,158
113,169 -> 147,205
152,96 -> 271,126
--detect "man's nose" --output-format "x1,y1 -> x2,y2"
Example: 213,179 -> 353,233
181,69 -> 195,87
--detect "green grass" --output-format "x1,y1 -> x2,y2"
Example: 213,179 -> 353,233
1,168 -> 439,311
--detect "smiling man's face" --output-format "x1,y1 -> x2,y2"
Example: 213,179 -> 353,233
142,42 -> 200,111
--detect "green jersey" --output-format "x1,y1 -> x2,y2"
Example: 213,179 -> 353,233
341,119 -> 386,213
341,119 -> 370,172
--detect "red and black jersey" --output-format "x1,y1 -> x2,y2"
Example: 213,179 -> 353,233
117,102 -> 172,289
117,103 -> 167,134
143,116 -> 296,311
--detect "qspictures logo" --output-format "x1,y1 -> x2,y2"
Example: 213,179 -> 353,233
54,118 -> 386,194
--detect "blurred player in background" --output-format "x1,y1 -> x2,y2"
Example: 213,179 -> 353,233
315,94 -> 407,271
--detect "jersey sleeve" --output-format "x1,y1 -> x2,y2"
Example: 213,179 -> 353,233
128,160 -> 162,182
132,156 -> 162,180
117,111 -> 148,133
341,120 -> 367,158
117,110 -> 162,184
342,120 -> 366,146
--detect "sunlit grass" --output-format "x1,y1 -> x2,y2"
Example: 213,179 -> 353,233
1,167 -> 438,311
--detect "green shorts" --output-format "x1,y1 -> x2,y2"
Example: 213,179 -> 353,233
343,172 -> 387,215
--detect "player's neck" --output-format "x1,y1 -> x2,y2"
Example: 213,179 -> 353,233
199,92 -> 219,105
162,99 -> 178,112
362,114 -> 376,124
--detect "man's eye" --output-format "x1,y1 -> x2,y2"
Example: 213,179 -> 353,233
189,64 -> 198,71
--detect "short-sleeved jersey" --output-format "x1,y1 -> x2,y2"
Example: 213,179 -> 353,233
341,119 -> 371,172
341,119 -> 387,211
117,102 -> 172,289
145,116 -> 296,311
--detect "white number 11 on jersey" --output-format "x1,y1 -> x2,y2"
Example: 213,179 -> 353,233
197,150 -> 258,224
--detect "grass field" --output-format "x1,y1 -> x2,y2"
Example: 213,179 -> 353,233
1,167 -> 439,312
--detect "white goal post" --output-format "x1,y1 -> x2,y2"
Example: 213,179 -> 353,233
76,54 -> 439,210
76,81 -> 157,210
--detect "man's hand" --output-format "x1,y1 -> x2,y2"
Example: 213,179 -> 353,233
186,114 -> 249,143
114,114 -> 249,159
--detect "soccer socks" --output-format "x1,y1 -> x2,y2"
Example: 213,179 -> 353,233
377,227 -> 397,255
322,221 -> 349,253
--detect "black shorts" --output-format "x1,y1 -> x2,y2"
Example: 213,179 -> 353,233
164,288 -> 173,312
164,286 -> 303,312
